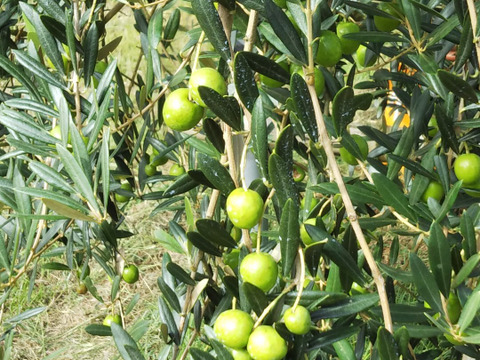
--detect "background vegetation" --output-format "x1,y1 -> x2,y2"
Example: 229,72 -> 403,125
0,0 -> 480,359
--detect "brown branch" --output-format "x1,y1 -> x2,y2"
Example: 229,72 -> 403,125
306,0 -> 393,332
466,0 -> 480,70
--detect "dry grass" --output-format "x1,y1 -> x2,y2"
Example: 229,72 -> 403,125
8,197 -> 177,359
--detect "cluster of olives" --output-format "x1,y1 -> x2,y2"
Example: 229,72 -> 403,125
162,67 -> 227,132
214,305 -> 312,360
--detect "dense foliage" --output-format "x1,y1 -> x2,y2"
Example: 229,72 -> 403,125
1,0 -> 480,359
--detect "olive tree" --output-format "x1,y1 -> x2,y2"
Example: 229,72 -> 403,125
0,0 -> 480,359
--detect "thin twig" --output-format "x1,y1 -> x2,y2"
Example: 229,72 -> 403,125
292,247 -> 305,311
466,0 -> 480,70
253,283 -> 296,328
306,0 -> 393,332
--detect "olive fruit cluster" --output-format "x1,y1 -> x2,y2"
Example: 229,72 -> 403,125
214,310 -> 288,360
162,67 -> 226,131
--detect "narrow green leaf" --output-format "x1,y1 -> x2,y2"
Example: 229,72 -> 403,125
460,212 -> 476,259
377,327 -> 399,360
387,126 -> 414,180
426,15 -> 460,48
458,290 -> 480,333
157,277 -> 182,313
332,86 -> 356,136
6,306 -> 47,324
42,262 -> 71,271
190,348 -> 216,360
310,182 -> 385,209
187,231 -> 222,257
203,118 -> 225,153
428,222 -> 451,297
65,9 -> 78,73
166,262 -> 195,286
340,132 -> 366,162
242,283 -> 269,316
20,3 -> 64,74
311,293 -> 379,320
29,162 -> 75,193
264,0 -> 307,64
240,51 -> 290,84
0,110 -> 58,144
15,187 -> 88,214
409,146 -> 436,205
198,87 -> 242,131
191,0 -> 231,62
83,23 -> 99,87
343,31 -> 409,43
251,97 -> 269,181
197,153 -> 235,195
196,219 -> 237,248
389,154 -> 437,181
234,53 -> 259,112
279,199 -> 300,277
42,199 -> 96,222
159,174 -> 198,199
101,128 -> 110,211
268,153 -> 299,210
158,297 -> 180,345
322,236 -> 366,286
163,9 -> 180,48
436,181 -> 462,222
56,144 -> 100,215
257,22 -> 293,57
0,231 -> 10,271
84,324 -> 112,337
438,69 -> 477,103
5,98 -> 59,118
372,173 -> 417,222
400,0 -> 422,40
291,73 -> 318,140
371,304 -> 435,323
211,340 -> 234,360
358,125 -> 396,151
37,0 -> 65,25
452,253 -> 480,288
186,134 -> 220,159
0,55 -> 42,100
455,16 -> 474,71
409,252 -> 443,314
148,9 -> 163,49
15,51 -> 67,89
274,125 -> 294,178
154,229 -> 185,254
111,323 -> 146,360
378,263 -> 414,283
435,103 -> 459,153
308,325 -> 359,350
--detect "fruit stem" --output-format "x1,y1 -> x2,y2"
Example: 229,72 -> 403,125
292,247 -> 306,312
239,132 -> 252,190
256,188 -> 276,254
253,283 -> 296,328
191,31 -> 206,73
